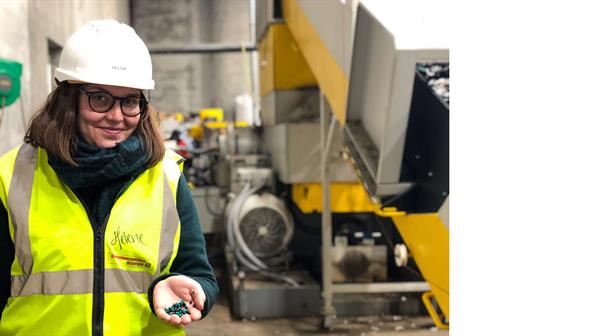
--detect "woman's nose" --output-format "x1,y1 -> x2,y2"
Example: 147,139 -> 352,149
104,100 -> 125,121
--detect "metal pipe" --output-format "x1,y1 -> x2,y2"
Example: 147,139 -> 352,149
331,282 -> 430,294
320,90 -> 335,324
249,0 -> 261,126
323,116 -> 337,160
148,43 -> 257,54
249,0 -> 256,43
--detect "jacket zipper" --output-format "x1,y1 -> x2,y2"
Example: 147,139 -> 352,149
72,177 -> 137,336
92,218 -> 109,336
71,189 -> 107,336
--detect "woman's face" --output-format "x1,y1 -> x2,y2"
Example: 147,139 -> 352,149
78,84 -> 142,148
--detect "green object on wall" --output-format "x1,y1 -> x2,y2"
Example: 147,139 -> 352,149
0,58 -> 23,107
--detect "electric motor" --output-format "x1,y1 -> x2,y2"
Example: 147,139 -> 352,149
235,193 -> 294,258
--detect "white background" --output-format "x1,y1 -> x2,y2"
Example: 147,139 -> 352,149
446,0 -> 600,334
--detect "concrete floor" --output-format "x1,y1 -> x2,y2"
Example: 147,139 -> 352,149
185,285 -> 449,336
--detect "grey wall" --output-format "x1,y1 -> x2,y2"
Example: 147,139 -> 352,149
132,0 -> 254,119
0,0 -> 254,155
0,0 -> 129,155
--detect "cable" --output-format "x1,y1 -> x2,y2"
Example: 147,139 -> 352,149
235,247 -> 261,271
372,214 -> 396,252
240,42 -> 252,99
381,192 -> 405,208
226,182 -> 268,270
19,95 -> 27,131
257,270 -> 300,287
232,182 -> 268,269
404,263 -> 425,281
372,215 -> 426,281
204,186 -> 222,217
286,193 -> 321,236
0,96 -> 5,128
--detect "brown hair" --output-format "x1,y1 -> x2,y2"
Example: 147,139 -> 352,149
24,82 -> 165,167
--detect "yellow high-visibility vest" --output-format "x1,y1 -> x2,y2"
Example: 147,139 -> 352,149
0,144 -> 185,336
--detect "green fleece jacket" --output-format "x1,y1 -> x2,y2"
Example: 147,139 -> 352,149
0,142 -> 218,320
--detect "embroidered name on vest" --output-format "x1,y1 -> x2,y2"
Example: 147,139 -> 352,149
110,226 -> 146,250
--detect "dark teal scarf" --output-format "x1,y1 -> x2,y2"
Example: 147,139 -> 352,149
48,133 -> 150,227
48,133 -> 149,189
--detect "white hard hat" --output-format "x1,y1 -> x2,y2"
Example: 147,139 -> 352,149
55,20 -> 154,90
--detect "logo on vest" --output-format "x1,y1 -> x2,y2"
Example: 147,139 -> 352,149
110,254 -> 151,269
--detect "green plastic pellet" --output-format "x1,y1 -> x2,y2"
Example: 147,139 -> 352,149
164,299 -> 192,317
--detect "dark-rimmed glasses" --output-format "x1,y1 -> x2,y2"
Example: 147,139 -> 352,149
79,87 -> 147,117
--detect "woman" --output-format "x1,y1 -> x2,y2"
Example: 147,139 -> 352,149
0,20 -> 218,335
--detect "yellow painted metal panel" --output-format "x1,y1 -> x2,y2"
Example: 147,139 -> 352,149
199,108 -> 224,122
259,23 -> 317,97
204,121 -> 249,129
283,0 -> 349,124
273,24 -> 317,92
259,27 -> 275,97
391,213 -> 449,321
292,183 -> 376,213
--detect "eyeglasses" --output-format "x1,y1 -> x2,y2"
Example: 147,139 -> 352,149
79,87 -> 147,117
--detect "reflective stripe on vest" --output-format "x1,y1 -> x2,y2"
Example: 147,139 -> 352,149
11,268 -> 156,296
7,144 -> 35,279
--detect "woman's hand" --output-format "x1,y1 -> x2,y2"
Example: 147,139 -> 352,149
153,275 -> 206,326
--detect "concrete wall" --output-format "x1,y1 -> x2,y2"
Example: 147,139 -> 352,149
211,0 -> 255,119
132,0 -> 254,119
0,0 -> 129,155
0,0 -> 254,155
132,0 -> 212,114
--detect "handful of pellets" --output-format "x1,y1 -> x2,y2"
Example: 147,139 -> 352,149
165,300 -> 190,317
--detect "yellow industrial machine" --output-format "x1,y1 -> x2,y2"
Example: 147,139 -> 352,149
202,0 -> 450,329
277,0 -> 450,329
